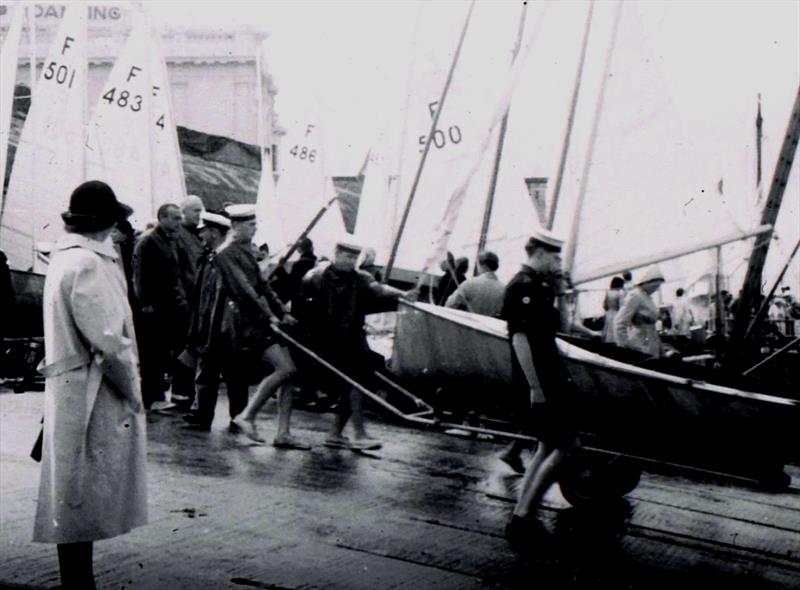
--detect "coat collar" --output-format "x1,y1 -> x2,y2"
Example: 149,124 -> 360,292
54,233 -> 119,260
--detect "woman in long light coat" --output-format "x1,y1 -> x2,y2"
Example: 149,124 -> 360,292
614,266 -> 665,357
34,181 -> 147,590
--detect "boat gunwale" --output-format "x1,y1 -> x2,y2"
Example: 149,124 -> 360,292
398,301 -> 799,408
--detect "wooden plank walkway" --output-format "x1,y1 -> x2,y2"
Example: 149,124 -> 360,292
2,389 -> 799,589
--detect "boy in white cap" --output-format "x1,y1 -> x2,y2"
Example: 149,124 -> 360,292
297,240 -> 416,450
502,228 -> 581,544
217,205 -> 309,449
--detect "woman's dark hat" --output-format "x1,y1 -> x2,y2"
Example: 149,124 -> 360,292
61,180 -> 133,231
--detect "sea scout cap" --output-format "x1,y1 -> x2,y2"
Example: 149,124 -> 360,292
335,241 -> 363,255
636,266 -> 665,285
198,211 -> 231,230
224,204 -> 256,221
526,227 -> 564,252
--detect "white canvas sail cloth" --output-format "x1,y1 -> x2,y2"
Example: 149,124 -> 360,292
390,2 -> 522,274
0,2 -> 25,213
86,10 -> 185,230
352,146 -> 394,263
559,3 -> 779,292
0,4 -> 87,271
271,101 -> 347,258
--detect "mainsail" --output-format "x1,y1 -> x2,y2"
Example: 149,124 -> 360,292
557,3 -> 796,297
389,2 -> 522,274
86,9 -> 185,229
0,2 -> 25,212
0,3 -> 87,271
270,100 -> 347,257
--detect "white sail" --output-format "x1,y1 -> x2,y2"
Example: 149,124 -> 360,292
147,22 -> 186,213
0,2 -> 25,212
0,3 -> 87,271
352,146 -> 393,263
86,10 -> 185,230
558,3 -> 792,292
273,100 -> 347,258
254,163 -> 286,251
390,2 -> 521,274
86,13 -> 153,229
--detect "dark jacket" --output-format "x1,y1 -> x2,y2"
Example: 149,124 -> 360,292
214,239 -> 285,351
175,223 -> 205,302
297,263 -> 399,357
186,249 -> 226,357
132,226 -> 186,313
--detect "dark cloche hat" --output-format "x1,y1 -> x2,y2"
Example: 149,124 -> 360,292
61,180 -> 133,231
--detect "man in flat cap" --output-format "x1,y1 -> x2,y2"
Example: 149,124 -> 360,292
217,205 -> 308,448
296,241 -> 416,450
501,228 -> 580,544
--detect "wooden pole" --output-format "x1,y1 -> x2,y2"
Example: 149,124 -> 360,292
383,0 -> 476,283
267,196 -> 340,281
474,3 -> 528,270
547,0 -> 595,230
730,84 -> 800,347
563,1 -> 624,277
744,238 -> 800,340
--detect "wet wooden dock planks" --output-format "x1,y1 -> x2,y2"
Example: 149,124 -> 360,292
1,390 -> 799,589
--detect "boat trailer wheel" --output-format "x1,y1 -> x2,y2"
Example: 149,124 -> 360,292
558,453 -> 641,508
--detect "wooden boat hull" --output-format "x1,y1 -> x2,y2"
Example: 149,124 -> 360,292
390,302 -> 798,484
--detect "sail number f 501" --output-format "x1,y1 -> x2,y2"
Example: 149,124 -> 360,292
42,61 -> 77,88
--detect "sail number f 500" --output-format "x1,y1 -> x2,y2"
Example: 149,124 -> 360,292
418,126 -> 462,153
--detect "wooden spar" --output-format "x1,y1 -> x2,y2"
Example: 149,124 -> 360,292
730,84 -> 800,346
714,245 -> 724,346
267,195 -> 340,281
756,93 -> 763,190
563,1 -> 624,276
474,2 -> 528,269
571,224 -> 773,286
741,336 -> 800,377
744,237 -> 800,340
382,0 -> 476,283
547,0 -> 595,230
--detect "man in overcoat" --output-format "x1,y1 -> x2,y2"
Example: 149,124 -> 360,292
35,181 -> 147,590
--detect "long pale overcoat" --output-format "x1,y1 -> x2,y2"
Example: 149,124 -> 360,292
613,286 -> 663,357
33,233 -> 147,543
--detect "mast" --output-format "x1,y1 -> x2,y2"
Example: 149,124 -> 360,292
547,0 -> 595,230
383,0 -> 476,283
474,2 -> 528,269
563,0 -> 624,277
729,84 -> 800,348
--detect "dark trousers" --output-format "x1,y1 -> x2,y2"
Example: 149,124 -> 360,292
193,346 -> 249,427
138,311 -> 171,407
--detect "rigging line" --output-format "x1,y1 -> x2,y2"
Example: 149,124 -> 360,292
475,1 -> 529,268
563,0 -> 624,277
547,0 -> 595,230
383,0 -> 477,283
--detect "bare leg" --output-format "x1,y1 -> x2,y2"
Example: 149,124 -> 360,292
235,344 -> 295,442
328,388 -> 352,438
513,445 -> 568,520
349,388 -> 366,438
57,542 -> 96,590
274,384 -> 293,439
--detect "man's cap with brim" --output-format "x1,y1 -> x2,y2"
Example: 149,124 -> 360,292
526,227 -> 564,251
335,241 -> 363,255
224,204 -> 256,221
198,211 -> 231,230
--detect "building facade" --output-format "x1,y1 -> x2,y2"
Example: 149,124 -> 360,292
1,3 -> 281,166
